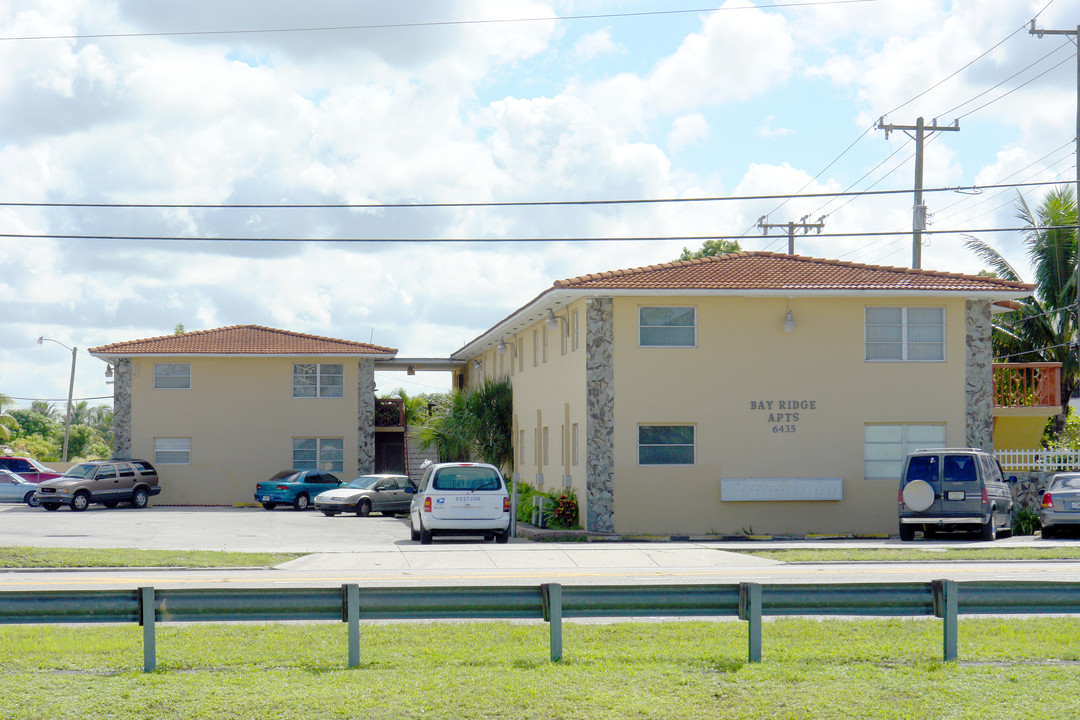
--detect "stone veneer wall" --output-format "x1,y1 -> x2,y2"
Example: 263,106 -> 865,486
585,297 -> 615,533
112,359 -> 132,458
965,299 -> 993,451
357,358 -> 375,474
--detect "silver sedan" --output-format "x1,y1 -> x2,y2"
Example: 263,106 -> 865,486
0,468 -> 40,507
313,474 -> 415,517
1041,472 -> 1080,538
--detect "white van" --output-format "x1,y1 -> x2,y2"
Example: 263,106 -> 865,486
409,462 -> 510,544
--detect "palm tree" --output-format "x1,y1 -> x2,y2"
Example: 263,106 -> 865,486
416,378 -> 513,472
0,393 -> 18,443
965,186 -> 1078,434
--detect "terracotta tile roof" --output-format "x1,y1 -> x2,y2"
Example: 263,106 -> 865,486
89,325 -> 396,356
552,251 -> 1035,293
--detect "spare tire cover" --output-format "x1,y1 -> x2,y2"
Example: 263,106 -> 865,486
902,479 -> 935,513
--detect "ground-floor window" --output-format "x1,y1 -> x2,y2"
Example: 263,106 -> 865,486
864,423 -> 945,480
154,438 -> 191,465
293,438 -> 344,472
638,425 -> 695,465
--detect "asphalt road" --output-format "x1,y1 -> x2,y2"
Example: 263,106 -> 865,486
2,504 -> 1080,590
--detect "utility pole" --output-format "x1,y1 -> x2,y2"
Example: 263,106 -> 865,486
757,214 -> 826,255
875,116 -> 959,269
1030,21 -> 1080,377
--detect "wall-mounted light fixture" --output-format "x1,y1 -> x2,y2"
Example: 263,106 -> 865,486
406,365 -> 415,376
546,308 -> 569,336
473,359 -> 482,369
783,310 -> 795,333
497,339 -> 506,353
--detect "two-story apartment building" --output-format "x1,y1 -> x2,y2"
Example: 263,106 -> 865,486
89,325 -> 397,505
452,252 -> 1035,536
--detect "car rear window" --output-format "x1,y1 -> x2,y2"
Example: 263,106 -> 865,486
1052,476 -> 1080,490
432,467 -> 503,492
943,455 -> 977,483
904,456 -> 938,483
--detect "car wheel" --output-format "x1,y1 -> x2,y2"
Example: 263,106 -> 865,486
261,502 -> 276,510
102,501 -> 119,509
71,492 -> 90,512
24,492 -> 39,508
321,510 -> 339,517
42,503 -> 60,511
495,531 -> 509,544
1043,525 -> 1055,539
420,521 -> 433,545
980,512 -> 998,541
356,498 -> 372,517
410,517 -> 420,542
293,494 -> 310,511
899,524 -> 915,542
131,488 -> 149,509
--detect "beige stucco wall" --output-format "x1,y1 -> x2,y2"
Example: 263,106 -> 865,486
607,295 -> 969,535
128,356 -> 361,505
467,302 -> 589,501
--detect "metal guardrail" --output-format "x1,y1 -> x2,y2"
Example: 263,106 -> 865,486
1,581 -> 1079,672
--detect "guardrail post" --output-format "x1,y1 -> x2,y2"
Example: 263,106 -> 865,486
739,582 -> 762,663
932,579 -> 958,662
138,586 -> 156,672
344,584 -> 360,668
542,583 -> 563,662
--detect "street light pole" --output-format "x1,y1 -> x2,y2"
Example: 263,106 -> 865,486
37,336 -> 77,462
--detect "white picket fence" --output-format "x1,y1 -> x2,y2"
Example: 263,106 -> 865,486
995,448 -> 1080,472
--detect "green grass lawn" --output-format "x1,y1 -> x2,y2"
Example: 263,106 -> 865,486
0,546 -> 300,568
740,546 -> 1080,562
0,618 -> 1077,719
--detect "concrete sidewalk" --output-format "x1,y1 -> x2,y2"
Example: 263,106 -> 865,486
275,542 -> 783,572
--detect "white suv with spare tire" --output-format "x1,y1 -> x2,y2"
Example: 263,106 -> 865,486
409,462 -> 510,544
897,448 -> 1013,541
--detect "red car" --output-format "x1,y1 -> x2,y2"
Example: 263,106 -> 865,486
0,456 -> 63,483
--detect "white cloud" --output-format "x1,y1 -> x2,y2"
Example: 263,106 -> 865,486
668,113 -> 709,149
756,115 -> 791,139
572,28 -> 619,62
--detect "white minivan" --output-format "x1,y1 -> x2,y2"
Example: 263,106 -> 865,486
409,462 -> 510,544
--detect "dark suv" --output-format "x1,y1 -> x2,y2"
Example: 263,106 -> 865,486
898,448 -> 1013,541
34,459 -> 161,511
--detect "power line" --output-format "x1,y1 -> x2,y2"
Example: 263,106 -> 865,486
4,224 -> 1076,244
0,0 -> 879,42
1,180 -> 1066,211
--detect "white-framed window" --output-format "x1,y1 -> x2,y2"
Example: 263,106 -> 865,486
154,438 -> 190,464
517,337 -> 524,372
153,363 -> 191,389
865,307 -> 945,361
864,423 -> 946,480
543,325 -> 549,363
532,330 -> 539,367
572,310 -> 579,352
571,423 -> 579,466
292,363 -> 344,398
639,307 -> 696,347
638,425 -> 695,465
292,437 -> 344,471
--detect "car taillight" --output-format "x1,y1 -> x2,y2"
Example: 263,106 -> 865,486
981,488 -> 989,505
503,496 -> 510,512
424,497 -> 431,512
1043,492 -> 1053,508
275,485 -> 290,491
898,488 -> 904,504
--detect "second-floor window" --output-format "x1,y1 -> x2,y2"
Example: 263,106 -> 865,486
293,363 -> 344,398
865,307 -> 944,361
153,363 -> 190,389
639,307 -> 696,347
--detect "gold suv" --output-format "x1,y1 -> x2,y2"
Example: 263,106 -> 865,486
34,459 -> 161,511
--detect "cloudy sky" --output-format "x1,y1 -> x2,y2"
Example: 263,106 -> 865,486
2,0 -> 1077,408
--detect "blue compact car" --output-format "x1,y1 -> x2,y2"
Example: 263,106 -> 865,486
255,470 -> 342,511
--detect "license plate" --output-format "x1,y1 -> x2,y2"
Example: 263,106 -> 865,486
1070,501 -> 1080,511
261,495 -> 270,502
945,491 -> 966,501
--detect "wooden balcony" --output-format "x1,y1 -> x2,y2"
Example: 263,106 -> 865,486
992,362 -> 1061,409
374,398 -> 405,428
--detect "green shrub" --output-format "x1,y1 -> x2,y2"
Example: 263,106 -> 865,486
512,482 -> 580,529
1012,505 -> 1042,536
